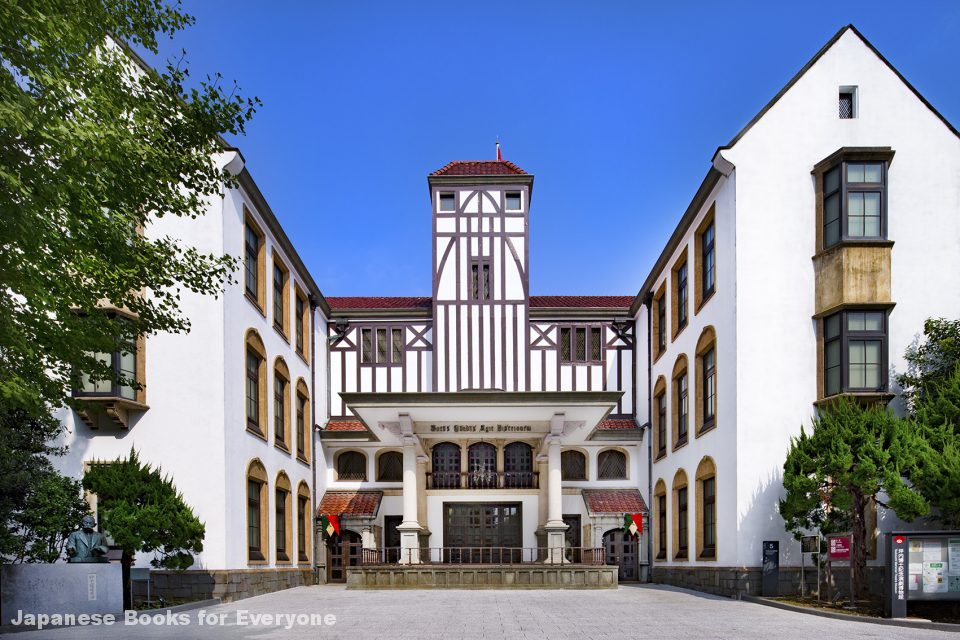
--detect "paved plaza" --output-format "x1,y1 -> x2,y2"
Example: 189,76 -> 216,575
10,584 -> 956,640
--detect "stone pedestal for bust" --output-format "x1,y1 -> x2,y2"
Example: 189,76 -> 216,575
0,563 -> 123,625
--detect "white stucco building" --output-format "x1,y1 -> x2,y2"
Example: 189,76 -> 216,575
54,25 -> 960,598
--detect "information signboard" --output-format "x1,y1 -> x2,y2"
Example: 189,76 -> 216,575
828,535 -> 850,560
801,535 -> 819,553
887,531 -> 960,618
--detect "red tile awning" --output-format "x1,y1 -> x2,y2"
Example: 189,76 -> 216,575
596,418 -> 639,430
318,491 -> 383,517
582,489 -> 648,515
324,419 -> 367,432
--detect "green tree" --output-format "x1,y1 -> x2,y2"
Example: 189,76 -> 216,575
0,0 -> 258,416
83,449 -> 204,609
780,399 -> 931,604
898,318 -> 960,408
0,404 -> 89,563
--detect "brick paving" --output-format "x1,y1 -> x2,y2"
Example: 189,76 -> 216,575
11,584 -> 956,639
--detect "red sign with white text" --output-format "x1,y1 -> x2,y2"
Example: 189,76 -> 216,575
828,535 -> 851,560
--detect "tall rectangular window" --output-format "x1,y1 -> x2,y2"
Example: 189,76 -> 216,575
275,488 -> 287,559
246,349 -> 261,431
656,293 -> 667,354
295,294 -> 305,355
702,477 -> 716,558
824,309 -> 887,396
244,222 -> 259,300
657,495 -> 667,559
376,328 -> 388,363
677,263 -> 688,330
297,496 -> 308,560
559,327 -> 571,362
677,374 -> 688,446
703,347 -> 716,425
392,328 -> 404,363
702,222 -> 715,298
296,392 -> 307,457
677,487 -> 688,556
361,328 -> 373,364
471,260 -> 491,301
821,159 -> 886,250
656,392 -> 667,458
274,374 -> 287,444
247,480 -> 262,558
273,263 -> 286,332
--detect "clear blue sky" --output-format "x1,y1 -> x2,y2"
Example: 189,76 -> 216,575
140,1 -> 960,297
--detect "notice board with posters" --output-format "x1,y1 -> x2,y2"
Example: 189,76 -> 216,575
887,531 -> 960,618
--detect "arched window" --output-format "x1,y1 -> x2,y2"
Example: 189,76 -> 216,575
696,327 -> 717,437
468,442 -> 497,489
245,330 -> 267,438
275,472 -> 292,563
431,442 -> 461,489
561,449 -> 586,481
672,469 -> 689,561
653,375 -> 667,459
654,479 -> 668,560
377,451 -> 403,482
296,481 -> 311,564
597,449 -> 627,480
696,457 -> 717,560
336,450 -> 367,481
672,354 -> 689,450
246,459 -> 268,563
295,378 -> 310,462
504,442 -> 533,488
274,357 -> 290,450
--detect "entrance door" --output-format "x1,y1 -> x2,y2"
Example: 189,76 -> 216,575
326,530 -> 361,583
443,503 -> 522,563
383,515 -> 402,563
563,515 -> 581,562
603,528 -> 639,581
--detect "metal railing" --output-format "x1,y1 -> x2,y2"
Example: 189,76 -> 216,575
361,546 -> 605,565
426,471 -> 539,489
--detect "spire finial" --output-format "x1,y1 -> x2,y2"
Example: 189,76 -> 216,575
496,138 -> 502,161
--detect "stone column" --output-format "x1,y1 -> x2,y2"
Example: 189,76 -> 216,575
397,433 -> 421,564
544,429 -> 568,564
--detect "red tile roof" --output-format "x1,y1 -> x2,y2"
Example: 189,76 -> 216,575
326,297 -> 432,310
530,296 -> 635,309
597,418 -> 639,431
431,160 -> 528,176
318,491 -> 382,517
582,489 -> 648,514
325,419 -> 367,432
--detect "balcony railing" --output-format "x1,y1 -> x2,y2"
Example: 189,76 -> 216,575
361,546 -> 605,565
426,471 -> 538,489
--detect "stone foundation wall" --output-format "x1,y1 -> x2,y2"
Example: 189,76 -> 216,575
133,567 -> 316,604
347,565 -> 618,589
652,565 -> 885,599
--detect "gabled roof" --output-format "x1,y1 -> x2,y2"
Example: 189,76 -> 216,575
582,489 -> 648,515
431,160 -> 528,176
318,491 -> 382,517
632,24 -> 960,314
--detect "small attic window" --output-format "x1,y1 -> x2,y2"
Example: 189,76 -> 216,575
839,86 -> 858,119
505,192 -> 522,211
438,193 -> 455,212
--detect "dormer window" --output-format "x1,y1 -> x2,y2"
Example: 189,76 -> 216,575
505,192 -> 522,211
438,193 -> 455,212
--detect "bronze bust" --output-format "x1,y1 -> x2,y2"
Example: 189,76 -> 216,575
66,515 -> 109,563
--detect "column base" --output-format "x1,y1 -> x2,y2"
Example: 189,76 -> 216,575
544,521 -> 569,564
397,522 -> 422,565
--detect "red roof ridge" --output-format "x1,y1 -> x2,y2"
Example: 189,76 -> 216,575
326,296 -> 432,310
431,160 -> 528,176
529,295 -> 635,308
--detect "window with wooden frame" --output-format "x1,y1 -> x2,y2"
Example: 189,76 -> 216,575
336,450 -> 367,481
76,336 -> 141,402
673,469 -> 689,561
597,449 -> 627,480
359,326 -> 405,365
821,159 -> 887,250
696,457 -> 717,560
272,254 -> 289,339
295,379 -> 310,463
672,355 -> 689,450
823,309 -> 888,397
377,451 -> 403,482
296,481 -> 311,563
246,460 -> 268,563
273,358 -> 290,451
245,330 -> 267,438
694,207 -> 716,312
243,209 -> 266,313
294,285 -> 309,362
561,449 -> 587,481
558,325 -> 604,364
654,376 -> 667,460
653,283 -> 667,361
671,248 -> 689,339
695,326 -> 717,436
275,473 -> 292,563
654,479 -> 667,560
470,258 -> 491,302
